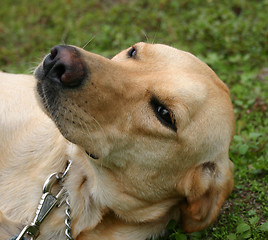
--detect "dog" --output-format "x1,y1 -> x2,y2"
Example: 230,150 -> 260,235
0,42 -> 235,240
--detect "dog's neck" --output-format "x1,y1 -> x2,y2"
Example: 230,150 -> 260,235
63,144 -> 180,239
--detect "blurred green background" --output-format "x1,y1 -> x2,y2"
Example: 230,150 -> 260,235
0,0 -> 267,239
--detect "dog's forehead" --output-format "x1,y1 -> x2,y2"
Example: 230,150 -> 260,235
139,43 -> 228,94
147,43 -> 211,73
111,42 -> 219,109
113,42 -> 211,76
143,42 -> 187,59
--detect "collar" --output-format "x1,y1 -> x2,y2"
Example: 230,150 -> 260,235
15,160 -> 73,240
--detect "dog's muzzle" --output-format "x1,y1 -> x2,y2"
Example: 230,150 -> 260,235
42,45 -> 87,88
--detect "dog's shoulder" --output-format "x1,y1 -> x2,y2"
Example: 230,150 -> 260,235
0,72 -> 63,165
0,72 -> 40,143
0,72 -> 37,118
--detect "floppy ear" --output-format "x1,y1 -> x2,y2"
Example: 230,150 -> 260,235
177,159 -> 234,233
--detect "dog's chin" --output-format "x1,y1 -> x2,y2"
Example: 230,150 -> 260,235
35,66 -> 61,117
35,82 -> 49,113
35,81 -> 54,119
35,67 -> 68,139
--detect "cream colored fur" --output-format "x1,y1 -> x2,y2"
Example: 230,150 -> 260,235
0,42 -> 234,239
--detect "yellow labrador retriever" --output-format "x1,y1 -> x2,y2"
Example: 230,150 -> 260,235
0,42 -> 235,240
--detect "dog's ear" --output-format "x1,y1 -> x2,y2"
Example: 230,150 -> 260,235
177,159 -> 234,233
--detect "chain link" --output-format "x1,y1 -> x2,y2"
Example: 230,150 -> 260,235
64,196 -> 73,240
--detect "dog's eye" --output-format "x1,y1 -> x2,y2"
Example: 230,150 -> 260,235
127,46 -> 137,58
150,98 -> 177,132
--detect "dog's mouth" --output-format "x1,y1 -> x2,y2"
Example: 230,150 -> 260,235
35,45 -> 101,160
36,81 -> 100,160
85,151 -> 99,160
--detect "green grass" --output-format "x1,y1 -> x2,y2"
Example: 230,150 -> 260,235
0,0 -> 267,239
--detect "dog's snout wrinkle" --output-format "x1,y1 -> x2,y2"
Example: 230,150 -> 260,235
43,45 -> 87,88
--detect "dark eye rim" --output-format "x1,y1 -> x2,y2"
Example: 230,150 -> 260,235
150,97 -> 177,132
127,46 -> 137,58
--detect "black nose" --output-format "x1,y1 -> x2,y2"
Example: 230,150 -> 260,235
43,45 -> 87,87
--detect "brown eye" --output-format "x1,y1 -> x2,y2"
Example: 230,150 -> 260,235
157,106 -> 175,125
150,97 -> 177,132
127,46 -> 137,58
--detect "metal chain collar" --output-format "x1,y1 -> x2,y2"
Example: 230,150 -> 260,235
15,160 -> 73,240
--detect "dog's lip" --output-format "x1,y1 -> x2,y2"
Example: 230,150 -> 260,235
35,64 -> 50,84
85,150 -> 99,160
34,65 -> 44,80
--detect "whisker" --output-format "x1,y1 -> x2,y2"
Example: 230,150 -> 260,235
77,118 -> 96,149
82,35 -> 96,49
141,30 -> 149,43
28,57 -> 44,74
152,32 -> 158,44
78,116 -> 106,167
61,27 -> 70,45
28,66 -> 37,74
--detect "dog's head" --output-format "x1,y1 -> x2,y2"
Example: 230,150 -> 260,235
35,42 -> 234,232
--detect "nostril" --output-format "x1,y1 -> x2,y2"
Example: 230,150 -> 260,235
53,63 -> 66,83
50,47 -> 58,60
43,47 -> 60,76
